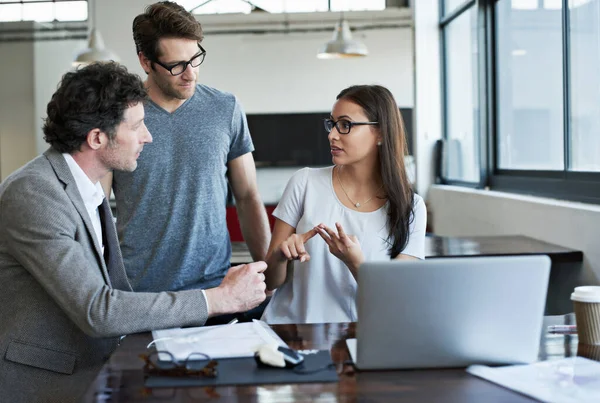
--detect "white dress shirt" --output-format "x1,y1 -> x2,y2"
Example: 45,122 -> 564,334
62,153 -> 105,253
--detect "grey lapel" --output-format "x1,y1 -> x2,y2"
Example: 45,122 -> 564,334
99,199 -> 131,290
43,148 -> 112,287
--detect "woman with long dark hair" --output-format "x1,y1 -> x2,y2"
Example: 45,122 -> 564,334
262,85 -> 426,324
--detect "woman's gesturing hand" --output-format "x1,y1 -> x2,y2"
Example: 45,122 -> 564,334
278,228 -> 318,263
315,222 -> 364,274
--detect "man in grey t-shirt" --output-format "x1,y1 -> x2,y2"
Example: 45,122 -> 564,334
102,2 -> 270,315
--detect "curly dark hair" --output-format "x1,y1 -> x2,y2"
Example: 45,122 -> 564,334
133,1 -> 203,62
43,62 -> 148,153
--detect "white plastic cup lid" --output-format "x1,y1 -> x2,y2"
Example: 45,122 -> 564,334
571,286 -> 600,303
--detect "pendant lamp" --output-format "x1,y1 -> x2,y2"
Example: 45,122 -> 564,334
317,15 -> 368,59
73,0 -> 119,66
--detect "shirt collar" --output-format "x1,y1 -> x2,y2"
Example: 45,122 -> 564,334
62,153 -> 105,210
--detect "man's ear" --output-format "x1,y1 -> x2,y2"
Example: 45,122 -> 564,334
138,52 -> 151,75
86,128 -> 105,150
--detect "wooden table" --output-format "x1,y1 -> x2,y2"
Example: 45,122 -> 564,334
423,235 -> 582,262
82,315 -> 585,402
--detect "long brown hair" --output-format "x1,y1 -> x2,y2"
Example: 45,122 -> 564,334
336,85 -> 414,258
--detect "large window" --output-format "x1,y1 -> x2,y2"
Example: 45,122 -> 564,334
495,0 -> 564,170
441,0 -> 600,203
569,0 -> 600,171
0,0 -> 87,22
441,1 -> 480,183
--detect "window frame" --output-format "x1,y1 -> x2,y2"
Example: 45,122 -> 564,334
439,0 -> 488,189
440,0 -> 600,204
0,0 -> 88,22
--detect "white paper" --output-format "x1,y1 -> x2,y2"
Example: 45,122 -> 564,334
151,320 -> 287,361
466,357 -> 600,403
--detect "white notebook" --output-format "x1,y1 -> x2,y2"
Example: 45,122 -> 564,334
151,320 -> 287,361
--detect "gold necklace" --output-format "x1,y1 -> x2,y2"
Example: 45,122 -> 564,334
336,166 -> 383,209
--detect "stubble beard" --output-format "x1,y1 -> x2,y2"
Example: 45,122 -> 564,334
156,75 -> 195,101
103,139 -> 137,173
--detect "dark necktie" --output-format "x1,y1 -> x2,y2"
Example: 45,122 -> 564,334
98,199 -> 130,290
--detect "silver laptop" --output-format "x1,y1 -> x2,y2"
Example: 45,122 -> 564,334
347,255 -> 551,370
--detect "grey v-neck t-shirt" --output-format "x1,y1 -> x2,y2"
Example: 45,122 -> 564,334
113,84 -> 253,292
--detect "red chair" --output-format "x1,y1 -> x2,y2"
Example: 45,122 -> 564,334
226,205 -> 277,242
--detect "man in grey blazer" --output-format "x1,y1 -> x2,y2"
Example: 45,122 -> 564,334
0,62 -> 267,403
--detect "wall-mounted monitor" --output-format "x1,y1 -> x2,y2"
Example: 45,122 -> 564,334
247,109 -> 413,167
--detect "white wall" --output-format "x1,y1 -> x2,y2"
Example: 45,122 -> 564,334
0,22 -> 84,179
97,0 -> 414,112
429,185 -> 600,284
0,2 -> 415,180
0,23 -> 36,180
34,38 -> 87,155
412,0 -> 442,197
199,28 -> 413,113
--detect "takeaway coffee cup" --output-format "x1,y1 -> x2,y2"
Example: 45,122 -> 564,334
577,343 -> 600,362
571,286 -> 600,345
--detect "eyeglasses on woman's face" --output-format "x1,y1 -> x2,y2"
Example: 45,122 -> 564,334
152,44 -> 206,76
324,118 -> 379,135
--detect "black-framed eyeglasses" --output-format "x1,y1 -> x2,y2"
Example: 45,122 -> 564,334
324,118 -> 379,135
140,350 -> 218,378
152,44 -> 206,76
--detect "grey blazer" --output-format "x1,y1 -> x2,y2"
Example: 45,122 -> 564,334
0,149 -> 208,403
